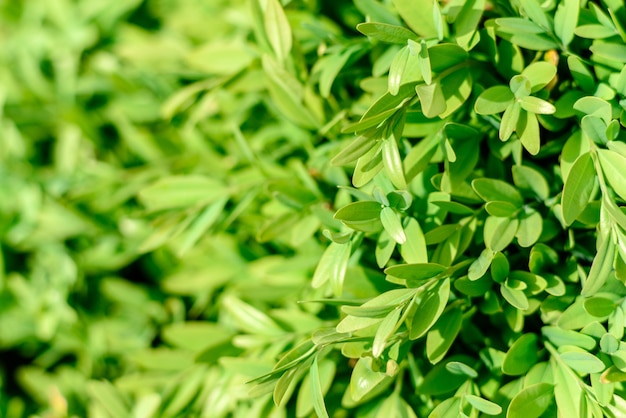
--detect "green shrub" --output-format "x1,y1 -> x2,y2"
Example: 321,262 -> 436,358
3,0 -> 626,417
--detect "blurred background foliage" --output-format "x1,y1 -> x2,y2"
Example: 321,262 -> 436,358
0,0 -> 364,416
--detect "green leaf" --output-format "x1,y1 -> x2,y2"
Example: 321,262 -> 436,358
310,357 -> 330,418
353,144 -> 384,187
454,0 -> 486,50
263,55 -> 320,128
491,252 -> 510,283
516,208 -> 542,248
591,42 -> 626,64
426,306 -> 462,364
581,115 -> 608,144
501,283 -> 529,310
551,356 -> 581,418
506,382 -> 554,418
520,0 -> 552,31
519,96 -> 556,115
357,22 -> 419,44
598,149 -> 626,201
296,359 -> 335,417
465,395 -> 502,415
575,24 -> 617,39
600,333 -> 620,354
331,135 -> 377,166
410,279 -> 451,339
468,248 -> 495,280
472,178 -> 523,206
335,201 -> 383,232
484,216 -> 519,252
349,357 -> 391,401
354,0 -> 402,25
400,217 -> 428,264
495,17 -> 546,34
429,397 -> 462,418
222,295 -> 284,336
382,134 -> 407,189
86,381 -> 131,418
502,334 -> 538,375
376,230 -> 396,268
542,326 -> 596,350
138,175 -> 228,212
559,349 -> 605,374
380,207 -> 406,244
389,46 -> 411,95
496,19 -> 558,50
567,56 -> 595,92
584,297 -> 616,317
428,44 -> 469,72
418,39 -> 432,85
561,152 -> 596,226
264,0 -> 292,62
500,102 -> 521,141
485,201 -> 518,217
319,46 -> 361,98
517,110 -> 541,155
372,307 -> 401,357
312,241 -> 351,292
554,0 -> 578,46
385,263 -> 448,282
581,233 -> 616,297
445,361 -> 478,378
416,81 -> 447,118
392,0 -> 437,38
474,86 -> 515,115
521,61 -> 557,92
512,165 -> 549,200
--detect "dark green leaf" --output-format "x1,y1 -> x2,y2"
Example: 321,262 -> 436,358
426,307 -> 462,363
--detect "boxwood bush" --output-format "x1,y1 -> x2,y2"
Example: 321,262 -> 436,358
3,0 -> 626,417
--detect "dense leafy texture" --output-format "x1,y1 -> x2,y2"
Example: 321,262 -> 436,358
4,0 -> 626,417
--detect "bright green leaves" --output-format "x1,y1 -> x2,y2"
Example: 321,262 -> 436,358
454,0 -> 486,50
408,279 -> 450,339
561,152 -> 596,226
312,240 -> 352,295
392,0 -> 437,38
598,149 -> 626,201
507,383 -> 554,418
554,0 -> 579,46
412,43 -> 472,118
380,206 -> 406,244
474,86 -> 514,115
349,357 -> 393,402
474,62 -> 556,154
310,356 -> 330,418
139,175 -> 229,212
263,0 -> 292,63
335,201 -> 383,233
357,22 -> 419,44
473,178 -> 524,207
382,134 -> 407,189
502,333 -> 538,375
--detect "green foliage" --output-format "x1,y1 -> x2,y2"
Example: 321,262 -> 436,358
4,0 -> 626,417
